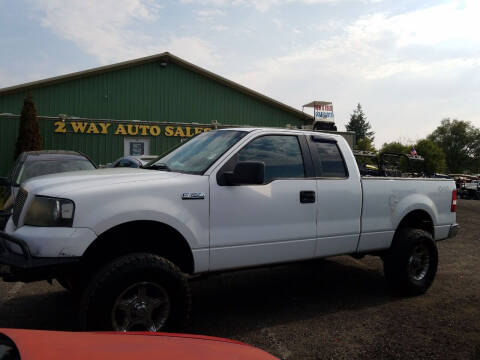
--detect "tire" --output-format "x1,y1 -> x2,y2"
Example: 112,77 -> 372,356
79,253 -> 191,332
383,228 -> 438,296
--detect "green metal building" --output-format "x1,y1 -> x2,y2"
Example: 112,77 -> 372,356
0,52 -> 313,175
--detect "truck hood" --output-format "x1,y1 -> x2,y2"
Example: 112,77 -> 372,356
22,168 -> 182,197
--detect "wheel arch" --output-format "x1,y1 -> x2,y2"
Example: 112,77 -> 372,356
82,220 -> 195,274
394,209 -> 434,239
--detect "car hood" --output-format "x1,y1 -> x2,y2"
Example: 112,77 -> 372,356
1,329 -> 278,360
22,168 -> 182,197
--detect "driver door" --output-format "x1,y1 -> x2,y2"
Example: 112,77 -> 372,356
209,134 -> 317,271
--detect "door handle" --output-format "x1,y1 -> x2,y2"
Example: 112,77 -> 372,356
300,191 -> 316,203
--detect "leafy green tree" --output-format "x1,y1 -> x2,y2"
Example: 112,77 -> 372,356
379,141 -> 410,172
414,139 -> 447,174
468,129 -> 480,174
427,119 -> 478,173
345,103 -> 375,148
379,141 -> 409,154
14,95 -> 42,159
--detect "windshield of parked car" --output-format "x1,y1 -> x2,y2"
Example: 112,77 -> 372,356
0,334 -> 20,360
16,159 -> 96,184
146,130 -> 247,174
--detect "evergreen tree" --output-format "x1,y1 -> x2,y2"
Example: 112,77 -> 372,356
345,103 -> 375,144
356,137 -> 376,152
14,95 -> 42,159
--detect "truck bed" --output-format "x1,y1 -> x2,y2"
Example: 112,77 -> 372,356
358,176 -> 455,252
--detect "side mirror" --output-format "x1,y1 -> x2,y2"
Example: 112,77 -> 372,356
224,161 -> 265,185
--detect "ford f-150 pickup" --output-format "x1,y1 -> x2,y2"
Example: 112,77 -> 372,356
0,128 -> 459,332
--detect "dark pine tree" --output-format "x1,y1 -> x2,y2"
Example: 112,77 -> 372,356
345,103 -> 375,143
14,95 -> 42,159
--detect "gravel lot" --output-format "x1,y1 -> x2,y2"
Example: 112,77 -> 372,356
1,200 -> 479,359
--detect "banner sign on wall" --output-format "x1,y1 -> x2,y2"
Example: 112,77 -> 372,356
54,121 -> 212,138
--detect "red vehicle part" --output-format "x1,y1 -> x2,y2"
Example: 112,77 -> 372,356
451,189 -> 457,212
0,329 -> 278,360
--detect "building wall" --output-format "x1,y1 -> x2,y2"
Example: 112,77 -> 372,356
0,61 -> 307,175
0,62 -> 304,126
0,116 -> 210,175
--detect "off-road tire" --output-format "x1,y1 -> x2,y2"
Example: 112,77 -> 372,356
383,227 -> 438,296
79,253 -> 191,331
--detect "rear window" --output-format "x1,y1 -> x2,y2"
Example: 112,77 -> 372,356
312,142 -> 347,178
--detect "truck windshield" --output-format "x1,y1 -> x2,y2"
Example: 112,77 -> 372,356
146,130 -> 247,174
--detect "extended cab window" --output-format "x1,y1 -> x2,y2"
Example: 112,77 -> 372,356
237,135 -> 305,182
312,141 -> 347,178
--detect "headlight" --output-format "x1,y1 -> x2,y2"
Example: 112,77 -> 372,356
24,196 -> 75,227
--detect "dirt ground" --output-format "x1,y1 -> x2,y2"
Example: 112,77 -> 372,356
1,200 -> 479,359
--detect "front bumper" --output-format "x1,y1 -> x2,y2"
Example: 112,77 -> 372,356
0,231 -> 79,282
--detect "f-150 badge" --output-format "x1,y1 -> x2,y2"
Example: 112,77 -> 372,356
182,192 -> 206,200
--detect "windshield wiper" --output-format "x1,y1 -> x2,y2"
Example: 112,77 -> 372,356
144,162 -> 171,171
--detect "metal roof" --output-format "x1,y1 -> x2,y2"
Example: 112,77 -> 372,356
0,52 -> 313,122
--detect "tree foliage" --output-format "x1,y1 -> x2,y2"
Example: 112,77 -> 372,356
14,95 -> 42,159
471,137 -> 480,174
345,103 -> 375,148
380,142 -> 409,154
414,139 -> 446,174
379,142 -> 410,172
379,140 -> 446,175
356,137 -> 376,152
427,119 -> 478,173
374,118 -> 479,175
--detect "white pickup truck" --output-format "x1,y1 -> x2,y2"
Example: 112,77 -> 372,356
0,128 -> 459,332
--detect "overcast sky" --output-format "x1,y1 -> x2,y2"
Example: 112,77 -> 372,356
0,0 -> 479,146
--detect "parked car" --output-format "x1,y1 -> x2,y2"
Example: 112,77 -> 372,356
0,128 -> 458,332
109,155 -> 159,168
0,151 -> 97,229
0,328 -> 278,360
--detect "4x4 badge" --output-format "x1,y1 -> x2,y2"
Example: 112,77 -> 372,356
181,192 -> 205,200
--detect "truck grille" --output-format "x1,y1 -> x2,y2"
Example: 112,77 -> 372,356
12,188 -> 28,226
